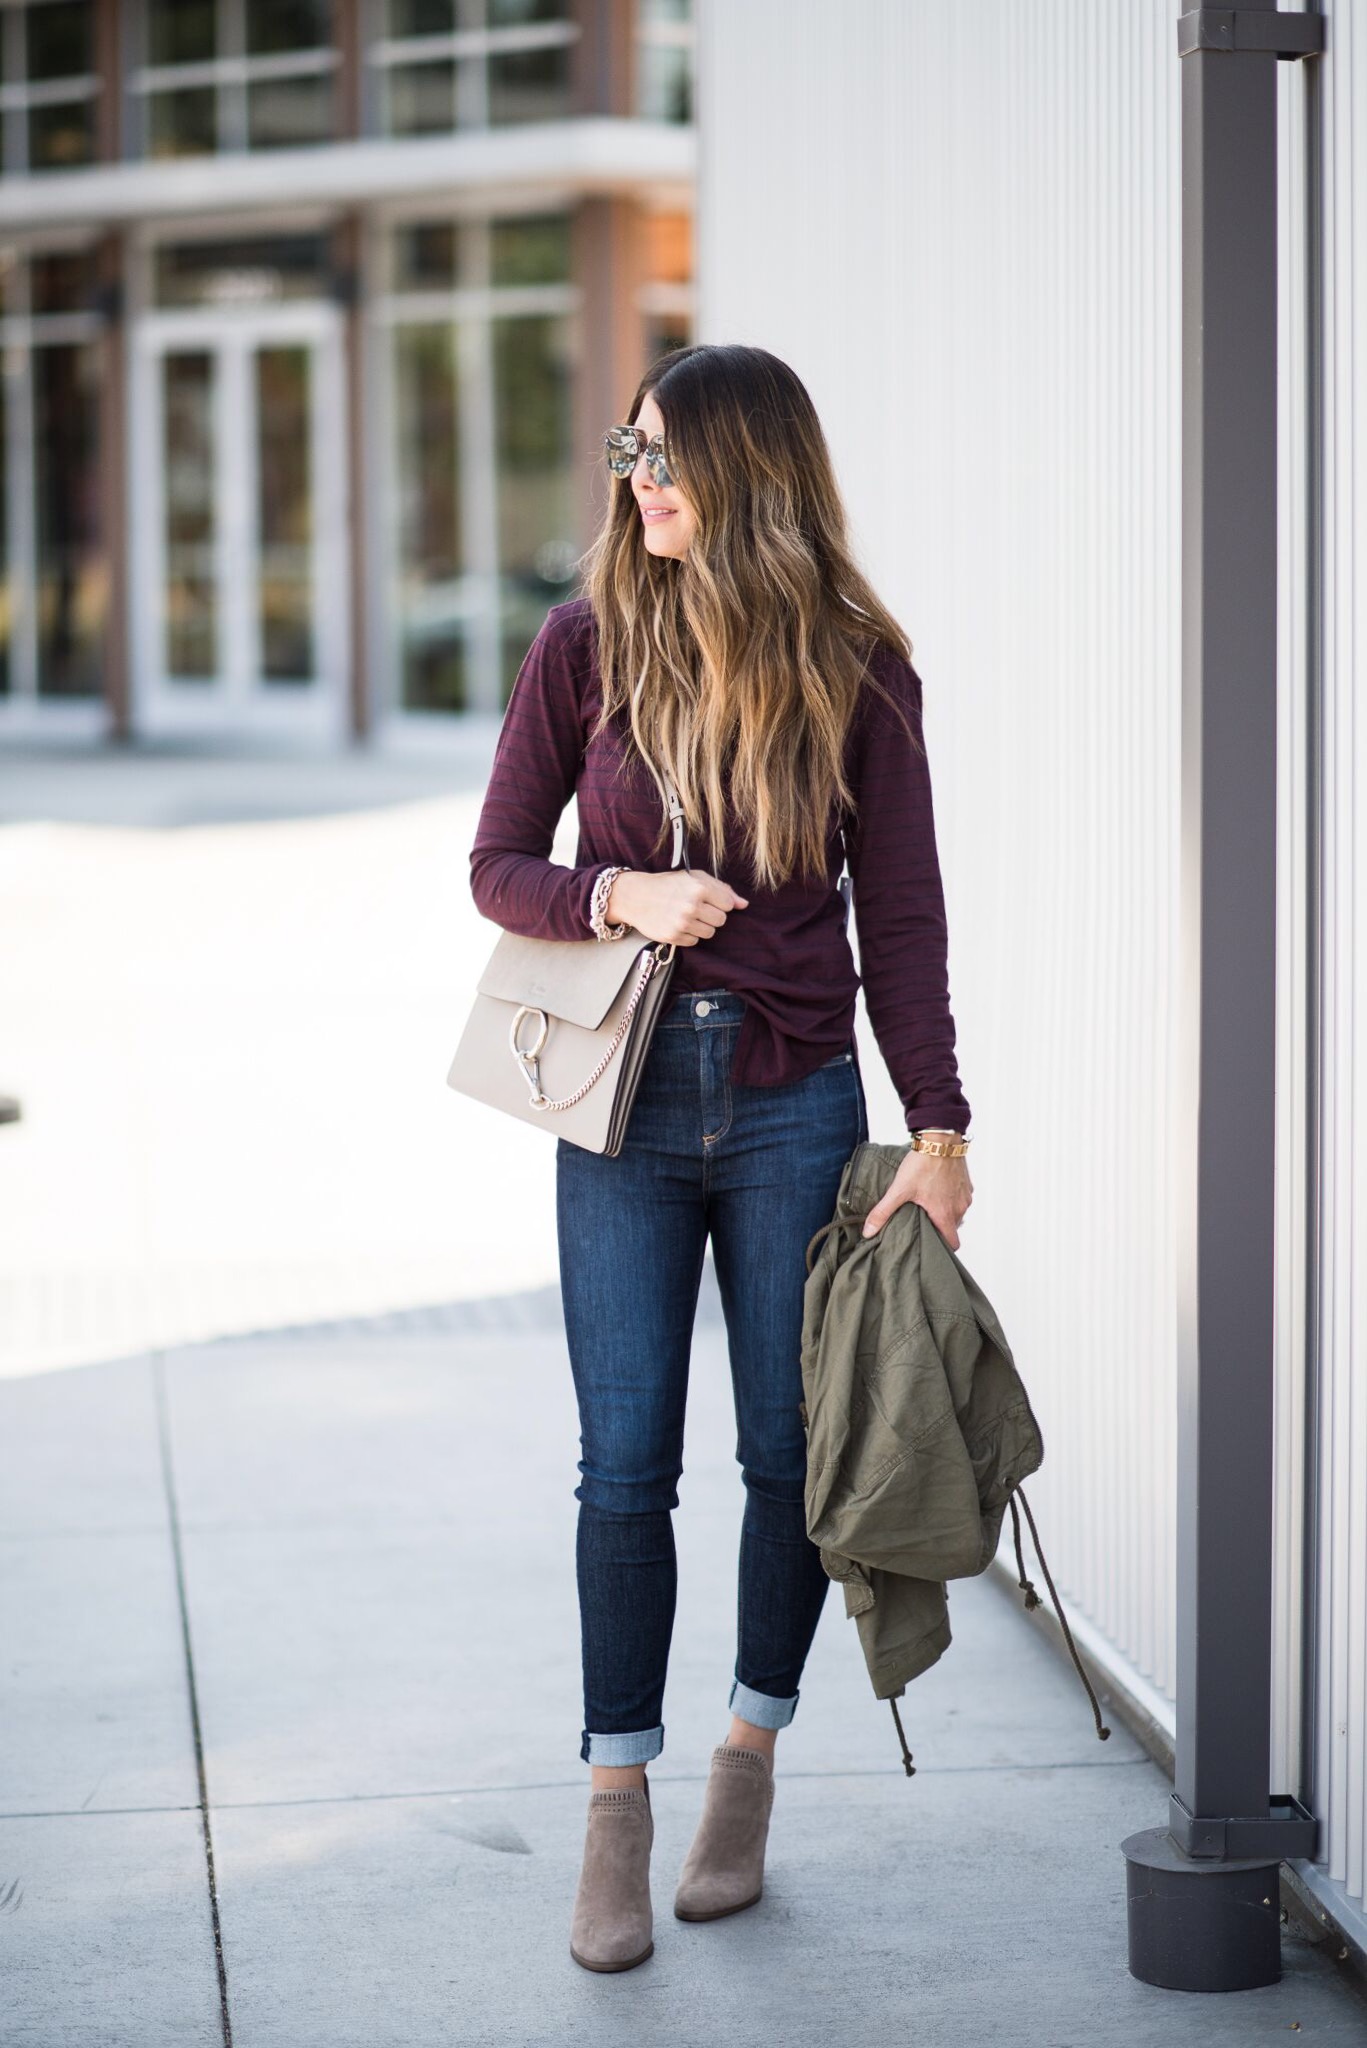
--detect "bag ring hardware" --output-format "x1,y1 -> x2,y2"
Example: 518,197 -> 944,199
508,945 -> 672,1113
509,1005 -> 550,1060
509,1004 -> 551,1107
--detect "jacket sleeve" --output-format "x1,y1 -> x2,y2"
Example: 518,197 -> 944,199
468,608 -> 621,941
844,656 -> 973,1137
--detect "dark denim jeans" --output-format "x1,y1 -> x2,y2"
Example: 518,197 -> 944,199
555,986 -> 869,1765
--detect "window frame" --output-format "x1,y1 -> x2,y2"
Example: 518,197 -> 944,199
635,0 -> 693,125
0,0 -> 100,175
0,226 -> 106,719
363,0 -> 579,138
124,0 -> 340,159
368,201 -> 581,721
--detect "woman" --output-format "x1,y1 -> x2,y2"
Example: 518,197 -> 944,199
468,343 -> 973,1973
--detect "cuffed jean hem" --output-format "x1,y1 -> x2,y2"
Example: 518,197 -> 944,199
729,1678 -> 799,1731
581,1724 -> 665,1766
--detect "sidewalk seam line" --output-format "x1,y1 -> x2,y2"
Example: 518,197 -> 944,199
204,1755 -> 1154,1811
153,1349 -> 234,2048
0,1756 -> 1155,1824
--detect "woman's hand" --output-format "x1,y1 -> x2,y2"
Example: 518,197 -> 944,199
607,868 -> 749,948
861,1142 -> 973,1251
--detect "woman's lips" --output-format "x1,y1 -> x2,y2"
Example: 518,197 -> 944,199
640,507 -> 676,521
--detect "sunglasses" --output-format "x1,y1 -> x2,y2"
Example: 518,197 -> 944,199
604,424 -> 676,489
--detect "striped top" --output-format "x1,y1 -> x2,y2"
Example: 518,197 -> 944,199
468,596 -> 972,1136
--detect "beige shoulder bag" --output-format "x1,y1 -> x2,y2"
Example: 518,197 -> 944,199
445,780 -> 687,1156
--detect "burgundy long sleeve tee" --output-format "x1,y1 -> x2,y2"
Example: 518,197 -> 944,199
468,596 -> 972,1137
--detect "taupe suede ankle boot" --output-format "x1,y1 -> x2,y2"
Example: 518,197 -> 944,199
569,1778 -> 654,1973
674,1744 -> 775,1922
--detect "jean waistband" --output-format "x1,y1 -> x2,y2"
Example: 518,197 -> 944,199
658,987 -> 744,1028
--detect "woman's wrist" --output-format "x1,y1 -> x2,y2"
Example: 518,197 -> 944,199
589,865 -> 634,940
604,870 -> 634,929
910,1126 -> 971,1157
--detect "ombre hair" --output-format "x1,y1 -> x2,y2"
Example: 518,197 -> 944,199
579,342 -> 920,893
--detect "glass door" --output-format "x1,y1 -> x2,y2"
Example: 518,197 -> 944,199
134,305 -> 346,738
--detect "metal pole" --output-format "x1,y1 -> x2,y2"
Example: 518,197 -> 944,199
1121,4 -> 1320,1993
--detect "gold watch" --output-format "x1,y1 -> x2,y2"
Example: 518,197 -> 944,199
909,1128 -> 971,1158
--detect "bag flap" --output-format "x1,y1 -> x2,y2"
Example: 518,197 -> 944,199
476,925 -> 653,1030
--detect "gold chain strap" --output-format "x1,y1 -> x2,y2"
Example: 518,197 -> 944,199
509,941 -> 674,1111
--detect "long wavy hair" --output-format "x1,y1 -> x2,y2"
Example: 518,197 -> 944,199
579,343 -> 920,892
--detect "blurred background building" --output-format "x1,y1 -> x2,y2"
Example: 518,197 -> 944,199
0,0 -> 694,747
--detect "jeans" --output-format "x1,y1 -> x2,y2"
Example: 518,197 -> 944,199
555,986 -> 869,1765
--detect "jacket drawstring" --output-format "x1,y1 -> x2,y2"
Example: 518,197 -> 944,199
888,1696 -> 916,1777
805,1211 -> 871,1276
1008,1486 -> 1111,1745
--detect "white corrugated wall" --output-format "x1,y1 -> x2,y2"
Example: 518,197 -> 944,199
1299,0 -> 1367,1951
697,0 -> 1186,1721
697,0 -> 1365,1936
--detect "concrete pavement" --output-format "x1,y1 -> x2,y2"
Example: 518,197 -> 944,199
3,1275 -> 1365,2048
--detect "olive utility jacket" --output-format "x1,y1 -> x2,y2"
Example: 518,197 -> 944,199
801,1142 -> 1109,1771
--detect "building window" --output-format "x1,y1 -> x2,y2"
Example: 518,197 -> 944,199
128,0 -> 337,157
638,207 -> 693,368
151,232 -> 333,308
0,241 -> 105,706
160,349 -> 216,680
380,210 -> 578,716
370,0 -> 577,137
636,0 -> 691,124
0,2 -> 98,172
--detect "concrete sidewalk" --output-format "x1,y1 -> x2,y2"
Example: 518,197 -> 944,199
3,1274 -> 1364,2048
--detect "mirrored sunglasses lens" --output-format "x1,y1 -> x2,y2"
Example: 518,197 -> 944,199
604,427 -> 639,476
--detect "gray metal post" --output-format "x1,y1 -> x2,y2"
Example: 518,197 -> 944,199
1121,4 -> 1321,1993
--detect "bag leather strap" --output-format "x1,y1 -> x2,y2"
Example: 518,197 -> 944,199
665,776 -> 689,871
667,773 -> 850,921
